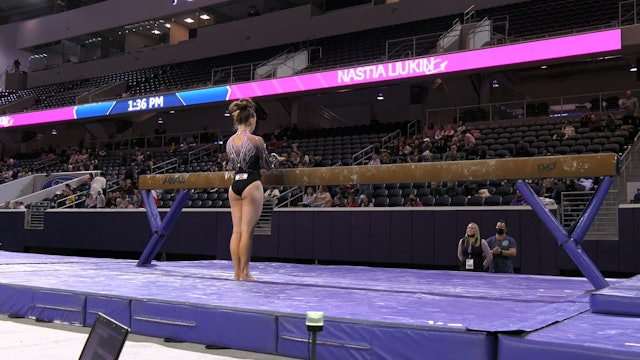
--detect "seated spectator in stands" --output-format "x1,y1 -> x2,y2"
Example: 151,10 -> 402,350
561,120 -> 575,139
312,186 -> 332,207
331,194 -> 344,207
301,186 -> 315,207
430,181 -> 445,197
579,113 -> 591,129
461,130 -> 476,156
380,152 -> 392,164
268,135 -> 279,151
11,201 -> 25,209
368,153 -> 381,165
456,121 -> 467,137
445,181 -> 460,197
360,195 -> 374,207
118,198 -> 134,209
84,192 -> 97,208
264,186 -> 280,200
131,190 -> 143,208
405,194 -> 423,207
434,125 -> 445,141
605,113 -> 618,132
421,123 -> 436,141
167,142 -> 178,154
442,144 -> 461,161
0,201 -> 11,209
513,141 -> 531,157
510,190 -> 528,205
345,195 -> 360,207
443,124 -> 455,141
588,114 -> 602,132
433,138 -> 448,155
96,191 -> 106,208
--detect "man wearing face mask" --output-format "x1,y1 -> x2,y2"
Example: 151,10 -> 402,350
486,220 -> 517,273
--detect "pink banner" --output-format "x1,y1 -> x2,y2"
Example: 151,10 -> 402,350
0,106 -> 77,128
228,29 -> 621,100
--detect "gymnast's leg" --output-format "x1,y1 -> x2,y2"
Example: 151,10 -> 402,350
229,188 -> 244,280
238,180 -> 264,281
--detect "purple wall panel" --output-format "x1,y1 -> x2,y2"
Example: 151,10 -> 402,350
350,210 -> 375,261
277,211 -> 299,258
370,211 -> 391,263
389,211 -> 412,264
617,209 -> 635,273
432,211 -> 458,266
410,211 -> 434,265
596,241 -> 619,273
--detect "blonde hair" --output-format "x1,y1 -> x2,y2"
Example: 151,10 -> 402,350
228,98 -> 256,128
465,222 -> 481,247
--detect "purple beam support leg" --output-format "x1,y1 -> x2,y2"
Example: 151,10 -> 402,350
141,190 -> 161,233
515,180 -> 609,290
137,190 -> 191,267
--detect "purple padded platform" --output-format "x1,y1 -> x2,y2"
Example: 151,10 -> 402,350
590,275 -> 640,316
0,251 -> 633,359
499,311 -> 640,360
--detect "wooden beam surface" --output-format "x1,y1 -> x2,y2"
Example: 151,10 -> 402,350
138,153 -> 618,190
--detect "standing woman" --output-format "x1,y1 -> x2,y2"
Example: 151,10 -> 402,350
226,98 -> 273,281
457,222 -> 492,271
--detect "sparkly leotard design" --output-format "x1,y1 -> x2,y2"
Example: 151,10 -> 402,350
226,131 -> 270,196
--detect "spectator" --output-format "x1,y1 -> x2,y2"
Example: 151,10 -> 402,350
442,145 -> 461,161
561,120 -> 575,139
84,192 -> 97,208
621,90 -> 639,127
486,220 -> 517,273
312,186 -> 332,207
368,153 -> 380,165
345,195 -> 360,207
264,186 -> 280,200
405,194 -> 423,207
457,222 -> 492,272
89,172 -> 106,197
300,186 -> 315,207
510,190 -> 528,206
96,191 -> 106,208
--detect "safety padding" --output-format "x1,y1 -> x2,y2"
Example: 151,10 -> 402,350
277,315 -> 496,360
85,296 -> 131,328
30,290 -> 85,325
499,312 -> 640,360
0,284 -> 33,317
590,275 -> 640,316
130,300 -> 277,354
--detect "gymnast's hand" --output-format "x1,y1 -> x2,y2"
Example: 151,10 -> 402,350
270,153 -> 285,162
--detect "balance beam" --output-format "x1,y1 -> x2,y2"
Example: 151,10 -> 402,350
138,153 -> 617,190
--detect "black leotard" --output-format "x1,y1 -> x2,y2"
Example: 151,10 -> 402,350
226,131 -> 271,196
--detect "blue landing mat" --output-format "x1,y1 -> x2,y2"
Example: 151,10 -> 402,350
0,251 -> 632,359
590,275 -> 640,316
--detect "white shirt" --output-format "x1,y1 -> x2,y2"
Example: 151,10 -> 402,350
90,176 -> 107,196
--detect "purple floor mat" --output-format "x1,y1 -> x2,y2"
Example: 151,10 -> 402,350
0,251 -> 598,332
590,275 -> 640,316
1,251 -> 636,359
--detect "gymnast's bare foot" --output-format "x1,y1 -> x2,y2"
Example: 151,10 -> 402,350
240,273 -> 255,281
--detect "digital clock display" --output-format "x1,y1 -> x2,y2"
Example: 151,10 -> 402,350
109,94 -> 185,114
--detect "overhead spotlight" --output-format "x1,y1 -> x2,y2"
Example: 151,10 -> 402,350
630,65 -> 638,72
224,110 -> 230,117
540,65 -> 548,69
51,129 -> 58,135
184,17 -> 195,23
491,79 -> 499,88
158,117 -> 163,123
151,29 -> 161,34
200,14 -> 211,20
377,92 -> 384,100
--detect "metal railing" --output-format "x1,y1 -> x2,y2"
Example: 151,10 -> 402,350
560,190 -> 619,240
86,129 -> 220,152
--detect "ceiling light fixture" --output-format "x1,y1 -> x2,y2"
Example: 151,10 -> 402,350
630,65 -> 638,72
377,92 -> 384,100
200,14 -> 211,20
184,18 -> 195,23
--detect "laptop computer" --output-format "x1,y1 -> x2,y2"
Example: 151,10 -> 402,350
78,313 -> 129,360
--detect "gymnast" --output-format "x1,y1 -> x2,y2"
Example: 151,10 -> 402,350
226,98 -> 281,280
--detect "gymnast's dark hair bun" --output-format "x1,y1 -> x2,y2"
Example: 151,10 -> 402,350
228,98 -> 256,126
